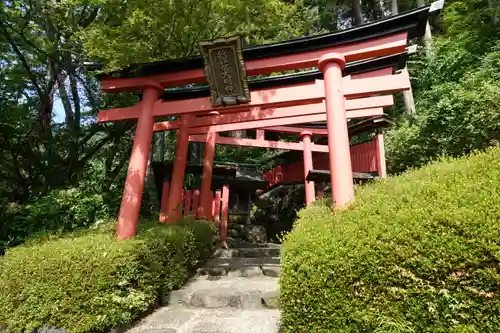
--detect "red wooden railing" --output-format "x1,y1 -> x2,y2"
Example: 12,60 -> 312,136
350,139 -> 378,173
159,182 -> 229,241
263,137 -> 380,188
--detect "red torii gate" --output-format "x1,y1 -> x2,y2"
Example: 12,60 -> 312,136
95,3 -> 442,239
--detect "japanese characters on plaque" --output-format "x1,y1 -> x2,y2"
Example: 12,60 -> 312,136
200,36 -> 250,107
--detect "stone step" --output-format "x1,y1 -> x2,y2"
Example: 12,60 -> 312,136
226,239 -> 280,249
214,247 -> 281,259
197,257 -> 281,278
127,307 -> 280,333
168,276 -> 279,310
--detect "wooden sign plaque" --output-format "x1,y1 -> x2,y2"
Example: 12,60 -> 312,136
199,36 -> 250,107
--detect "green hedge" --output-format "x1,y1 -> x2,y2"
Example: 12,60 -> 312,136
280,147 -> 500,333
0,219 -> 217,333
1,188 -> 109,251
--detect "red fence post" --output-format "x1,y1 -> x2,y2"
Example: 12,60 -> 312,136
166,115 -> 191,223
213,190 -> 222,224
221,185 -> 229,242
376,133 -> 387,178
199,126 -> 216,219
301,131 -> 316,206
159,182 -> 170,223
192,190 -> 200,218
184,190 -> 192,217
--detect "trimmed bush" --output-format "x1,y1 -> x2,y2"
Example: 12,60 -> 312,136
280,147 -> 500,333
1,188 -> 109,251
0,219 -> 217,333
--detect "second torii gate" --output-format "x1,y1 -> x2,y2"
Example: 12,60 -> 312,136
95,3 -> 442,239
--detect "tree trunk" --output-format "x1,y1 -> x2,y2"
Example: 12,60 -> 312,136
401,67 -> 416,116
351,0 -> 364,25
391,0 -> 398,15
326,0 -> 338,31
423,22 -> 433,56
416,0 -> 433,56
230,130 -> 246,139
379,0 -> 386,17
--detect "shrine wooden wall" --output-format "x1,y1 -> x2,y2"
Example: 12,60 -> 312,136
263,137 -> 379,188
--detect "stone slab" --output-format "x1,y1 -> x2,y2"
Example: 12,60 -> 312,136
214,247 -> 281,258
127,307 -> 280,333
168,276 -> 278,309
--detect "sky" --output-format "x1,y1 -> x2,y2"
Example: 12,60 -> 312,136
53,99 -> 66,124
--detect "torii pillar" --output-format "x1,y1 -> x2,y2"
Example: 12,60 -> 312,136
117,84 -> 163,239
318,53 -> 354,207
300,131 -> 315,206
165,115 -> 191,223
198,126 -> 217,219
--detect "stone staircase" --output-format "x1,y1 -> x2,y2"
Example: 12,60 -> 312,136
127,243 -> 281,333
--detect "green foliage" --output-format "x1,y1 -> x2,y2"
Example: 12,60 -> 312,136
0,219 -> 217,333
387,56 -> 500,172
82,0 -> 320,71
0,188 -> 109,251
387,0 -> 500,173
280,146 -> 500,333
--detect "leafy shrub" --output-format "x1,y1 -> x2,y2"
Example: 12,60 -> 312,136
0,188 -> 109,251
0,218 -> 217,333
280,147 -> 500,333
385,0 -> 500,174
387,62 -> 500,173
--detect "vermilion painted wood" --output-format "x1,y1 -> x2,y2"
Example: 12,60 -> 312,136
192,190 -> 200,217
166,115 -> 191,223
159,182 -> 170,223
248,32 -> 408,76
346,108 -> 384,118
351,67 -> 393,79
189,134 -> 330,153
301,131 -> 315,206
151,96 -> 391,132
263,164 -> 283,186
256,129 -> 265,140
312,139 -> 379,173
376,133 -> 387,177
100,94 -> 393,126
213,190 -> 222,224
221,185 -> 229,242
99,81 -> 323,123
199,127 -> 216,219
100,32 -> 408,93
98,71 -> 408,123
183,190 -> 192,217
351,140 -> 377,172
99,73 -> 408,124
262,137 -> 380,188
341,73 -> 410,99
311,153 -> 329,170
345,95 -> 394,110
318,53 -> 354,207
263,126 -> 327,135
185,108 -> 384,135
189,113 -> 326,135
264,160 -> 304,187
117,87 -> 162,239
203,191 -> 214,220
316,188 -> 325,200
